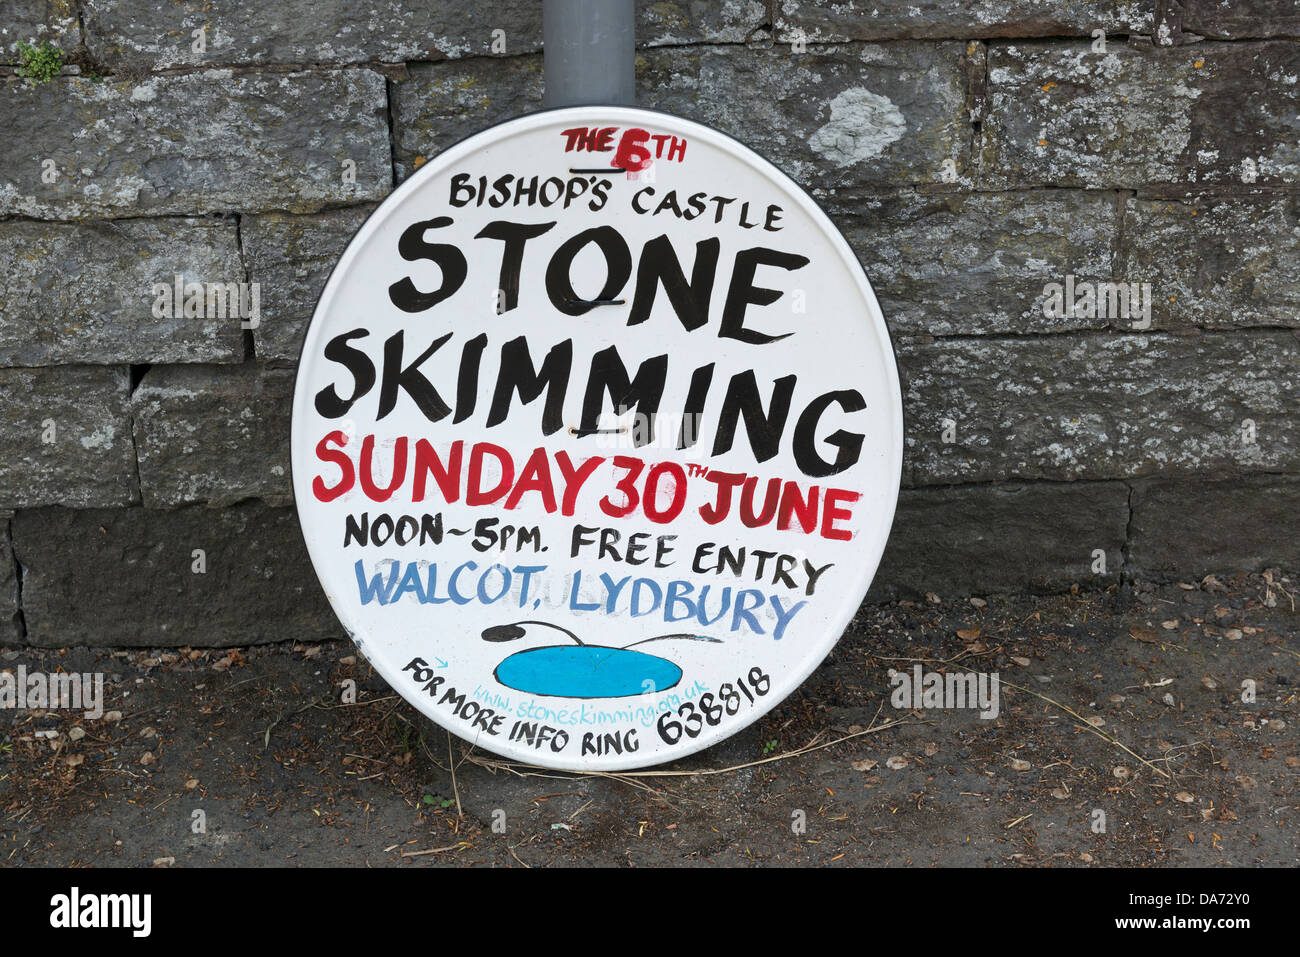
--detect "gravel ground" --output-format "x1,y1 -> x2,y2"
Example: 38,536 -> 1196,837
2,572 -> 1296,867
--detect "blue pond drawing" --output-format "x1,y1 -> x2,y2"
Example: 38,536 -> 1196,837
483,621 -> 718,699
495,645 -> 683,699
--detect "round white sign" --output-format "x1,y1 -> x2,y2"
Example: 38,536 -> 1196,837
292,106 -> 902,770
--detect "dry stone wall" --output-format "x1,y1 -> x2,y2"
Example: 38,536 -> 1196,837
1,0 -> 1295,645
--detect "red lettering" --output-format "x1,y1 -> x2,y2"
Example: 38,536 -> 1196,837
613,128 -> 653,172
698,470 -> 745,525
739,475 -> 780,528
312,430 -> 354,502
777,482 -> 819,533
600,455 -> 644,519
560,127 -> 592,152
820,488 -> 860,541
466,442 -> 514,506
411,438 -> 462,504
504,446 -> 558,513
359,435 -> 407,502
554,451 -> 605,516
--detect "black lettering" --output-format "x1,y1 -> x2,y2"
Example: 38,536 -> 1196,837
711,370 -> 797,463
627,235 -> 719,332
388,217 -> 468,313
377,330 -> 453,421
719,246 -> 809,344
545,226 -> 632,315
314,329 -> 375,418
578,346 -> 668,446
475,220 -> 556,314
793,389 -> 866,477
487,336 -> 572,435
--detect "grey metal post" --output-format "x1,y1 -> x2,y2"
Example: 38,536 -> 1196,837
543,0 -> 635,107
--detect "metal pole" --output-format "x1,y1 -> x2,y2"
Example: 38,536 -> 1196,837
543,0 -> 636,107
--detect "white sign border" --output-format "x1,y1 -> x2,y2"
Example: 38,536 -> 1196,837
290,105 -> 904,771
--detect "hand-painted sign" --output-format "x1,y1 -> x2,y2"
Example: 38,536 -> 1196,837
292,107 -> 901,770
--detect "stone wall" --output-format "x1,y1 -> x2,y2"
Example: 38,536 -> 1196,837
2,0 -> 1296,646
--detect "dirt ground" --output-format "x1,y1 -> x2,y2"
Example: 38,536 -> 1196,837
2,572 -> 1297,867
